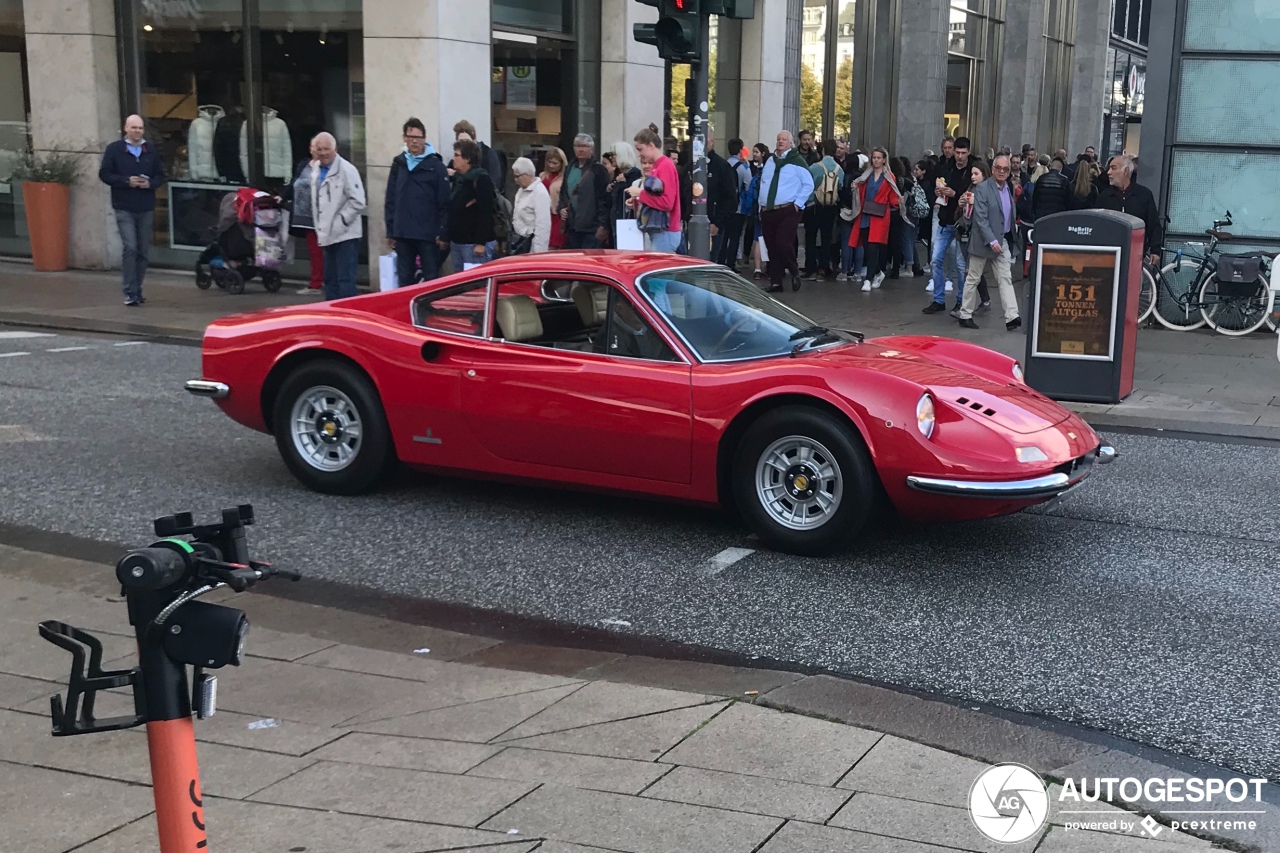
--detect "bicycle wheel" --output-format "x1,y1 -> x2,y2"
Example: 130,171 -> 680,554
1199,275 -> 1274,336
1138,265 -> 1157,324
1153,259 -> 1208,331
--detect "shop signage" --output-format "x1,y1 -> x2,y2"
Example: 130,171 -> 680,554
1032,246 -> 1122,361
141,0 -> 201,23
506,65 -> 537,109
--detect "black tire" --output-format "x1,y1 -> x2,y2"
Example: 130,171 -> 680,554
731,407 -> 878,557
195,262 -> 213,290
262,270 -> 282,293
271,360 -> 393,495
224,269 -> 245,295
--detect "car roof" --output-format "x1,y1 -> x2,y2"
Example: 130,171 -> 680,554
464,251 -> 715,281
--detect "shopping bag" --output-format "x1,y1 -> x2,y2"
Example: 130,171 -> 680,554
378,253 -> 398,291
757,235 -> 769,264
616,219 -> 645,251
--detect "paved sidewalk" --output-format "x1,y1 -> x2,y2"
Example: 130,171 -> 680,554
1,258 -> 1278,439
3,545 -> 1265,853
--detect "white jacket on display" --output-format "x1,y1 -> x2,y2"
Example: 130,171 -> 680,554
239,108 -> 293,180
310,154 -> 366,246
188,105 -> 225,182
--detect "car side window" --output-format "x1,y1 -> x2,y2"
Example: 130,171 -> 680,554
413,279 -> 490,337
603,289 -> 679,363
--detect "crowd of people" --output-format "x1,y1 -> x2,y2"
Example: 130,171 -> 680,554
100,109 -> 1162,330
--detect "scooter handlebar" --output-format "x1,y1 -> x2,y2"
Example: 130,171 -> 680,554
116,547 -> 190,591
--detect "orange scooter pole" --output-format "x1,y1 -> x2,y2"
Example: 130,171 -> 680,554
147,718 -> 207,851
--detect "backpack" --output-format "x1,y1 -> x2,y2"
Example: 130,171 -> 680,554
815,164 -> 840,207
492,188 -> 514,244
907,181 -> 930,221
734,161 -> 753,215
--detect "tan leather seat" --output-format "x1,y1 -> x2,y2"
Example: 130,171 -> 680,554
495,294 -> 543,341
571,283 -> 608,327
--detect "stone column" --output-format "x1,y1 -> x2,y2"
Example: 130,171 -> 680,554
599,0 -> 666,149
1068,0 -> 1110,156
363,1 -> 491,286
740,0 -> 790,144
894,0 -> 948,161
23,0 -> 120,270
997,0 -> 1047,151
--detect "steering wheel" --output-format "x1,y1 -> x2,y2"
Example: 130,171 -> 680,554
712,313 -> 754,354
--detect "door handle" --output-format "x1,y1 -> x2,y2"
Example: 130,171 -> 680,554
421,342 -> 440,362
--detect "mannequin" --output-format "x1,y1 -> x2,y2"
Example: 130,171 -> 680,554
214,107 -> 248,184
238,107 -> 293,180
187,105 -> 225,182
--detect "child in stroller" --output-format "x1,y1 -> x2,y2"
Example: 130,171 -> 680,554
195,189 -> 289,294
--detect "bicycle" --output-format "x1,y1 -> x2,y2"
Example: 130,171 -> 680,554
38,505 -> 298,853
1151,211 -> 1276,336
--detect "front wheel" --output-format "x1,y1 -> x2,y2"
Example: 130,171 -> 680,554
272,360 -> 393,494
261,270 -> 282,293
731,407 -> 878,557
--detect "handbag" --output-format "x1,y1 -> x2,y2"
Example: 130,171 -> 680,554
861,199 -> 888,217
507,232 -> 534,255
378,253 -> 398,291
616,218 -> 645,250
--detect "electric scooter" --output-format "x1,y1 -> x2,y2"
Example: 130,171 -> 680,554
38,505 -> 298,852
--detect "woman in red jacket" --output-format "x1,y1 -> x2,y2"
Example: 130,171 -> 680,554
848,147 -> 905,293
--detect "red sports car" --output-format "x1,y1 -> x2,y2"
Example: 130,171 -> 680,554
186,252 -> 1115,556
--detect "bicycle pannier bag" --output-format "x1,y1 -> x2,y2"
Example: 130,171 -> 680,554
1216,253 -> 1264,297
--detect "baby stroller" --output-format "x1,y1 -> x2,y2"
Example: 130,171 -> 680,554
195,188 -> 289,294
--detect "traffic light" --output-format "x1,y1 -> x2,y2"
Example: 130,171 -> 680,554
633,0 -> 702,63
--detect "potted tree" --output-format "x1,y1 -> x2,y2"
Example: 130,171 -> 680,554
13,147 -> 81,271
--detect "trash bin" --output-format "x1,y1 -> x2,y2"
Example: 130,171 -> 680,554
1023,209 -> 1145,403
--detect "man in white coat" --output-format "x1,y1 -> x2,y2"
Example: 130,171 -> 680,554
310,132 -> 366,300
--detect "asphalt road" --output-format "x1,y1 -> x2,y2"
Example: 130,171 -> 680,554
1,328 -> 1277,782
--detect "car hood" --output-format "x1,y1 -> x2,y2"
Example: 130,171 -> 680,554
810,342 -> 1070,435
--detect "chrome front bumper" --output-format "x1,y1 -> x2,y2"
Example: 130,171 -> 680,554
185,379 -> 230,399
906,443 -> 1116,499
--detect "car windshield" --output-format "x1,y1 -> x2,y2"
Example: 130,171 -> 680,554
637,266 -> 851,362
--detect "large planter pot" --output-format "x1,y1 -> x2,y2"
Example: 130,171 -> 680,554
23,181 -> 71,272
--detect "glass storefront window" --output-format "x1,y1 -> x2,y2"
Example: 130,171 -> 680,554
800,0 -> 826,137
493,0 -> 571,34
0,0 -> 30,257
1167,149 -> 1280,240
126,0 -> 362,268
833,0 -> 854,139
1038,0 -> 1076,152
492,33 -> 573,172
947,0 -> 1002,152
1184,0 -> 1280,52
1177,58 -> 1280,147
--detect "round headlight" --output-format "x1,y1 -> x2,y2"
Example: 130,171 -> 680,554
1012,362 -> 1025,383
916,394 -> 936,439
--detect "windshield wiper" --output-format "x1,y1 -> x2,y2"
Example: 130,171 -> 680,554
788,325 -> 830,341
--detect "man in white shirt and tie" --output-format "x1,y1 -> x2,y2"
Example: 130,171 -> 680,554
757,131 -> 815,293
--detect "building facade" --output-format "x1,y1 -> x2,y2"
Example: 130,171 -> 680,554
0,0 -> 1113,275
1144,0 -> 1280,256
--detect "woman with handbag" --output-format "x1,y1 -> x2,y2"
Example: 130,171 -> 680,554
956,161 -> 992,312
510,157 -> 550,254
848,147 -> 905,292
627,127 -> 682,254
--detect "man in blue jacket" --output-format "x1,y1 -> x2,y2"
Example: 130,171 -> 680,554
99,115 -> 166,306
385,117 -> 450,285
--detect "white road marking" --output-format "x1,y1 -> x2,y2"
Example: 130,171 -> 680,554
0,331 -> 54,339
699,547 -> 756,578
47,346 -> 89,353
114,341 -> 148,347
0,351 -> 31,358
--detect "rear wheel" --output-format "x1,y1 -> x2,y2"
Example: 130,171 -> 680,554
1199,275 -> 1273,336
272,360 -> 393,494
195,261 -> 213,290
223,269 -> 246,295
731,407 -> 878,557
262,270 -> 282,293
